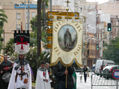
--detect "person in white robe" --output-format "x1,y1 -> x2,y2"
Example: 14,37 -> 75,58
35,61 -> 51,89
8,54 -> 32,89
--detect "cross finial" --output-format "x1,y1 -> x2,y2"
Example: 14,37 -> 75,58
66,0 -> 70,7
65,0 -> 70,12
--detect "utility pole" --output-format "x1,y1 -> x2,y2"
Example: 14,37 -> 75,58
37,0 -> 42,57
27,0 -> 30,30
50,0 -> 52,11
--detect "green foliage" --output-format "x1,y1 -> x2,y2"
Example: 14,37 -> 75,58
3,1 -> 50,80
43,0 -> 48,7
26,47 -> 50,80
3,38 -> 14,55
0,9 -> 7,52
0,9 -> 7,27
103,37 -> 119,64
27,0 -> 50,80
30,17 -> 48,46
30,17 -> 37,32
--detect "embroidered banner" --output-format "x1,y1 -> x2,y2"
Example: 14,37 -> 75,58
14,30 -> 30,54
51,20 -> 83,66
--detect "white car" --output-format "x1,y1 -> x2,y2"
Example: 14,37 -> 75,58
102,65 -> 119,79
95,59 -> 115,75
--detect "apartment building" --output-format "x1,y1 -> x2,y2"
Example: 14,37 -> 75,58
0,0 -> 66,45
0,0 -> 37,45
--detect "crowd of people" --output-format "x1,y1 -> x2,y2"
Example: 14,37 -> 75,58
0,54 -> 89,89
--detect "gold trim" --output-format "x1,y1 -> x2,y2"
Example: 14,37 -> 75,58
47,36 -> 52,41
0,54 -> 4,64
46,44 -> 52,48
47,28 -> 52,34
50,57 -> 83,67
48,21 -> 53,26
47,11 -> 79,18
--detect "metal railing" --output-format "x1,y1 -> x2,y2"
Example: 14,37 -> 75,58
91,74 -> 119,89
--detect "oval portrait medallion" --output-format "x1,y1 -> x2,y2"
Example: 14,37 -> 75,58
58,24 -> 77,52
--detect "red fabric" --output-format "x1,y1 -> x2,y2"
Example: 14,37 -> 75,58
16,37 -> 28,50
43,72 -> 46,77
3,67 -> 9,70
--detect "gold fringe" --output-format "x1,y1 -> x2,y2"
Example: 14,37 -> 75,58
50,57 -> 83,67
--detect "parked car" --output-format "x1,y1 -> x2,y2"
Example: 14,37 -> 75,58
102,65 -> 119,79
95,58 -> 115,75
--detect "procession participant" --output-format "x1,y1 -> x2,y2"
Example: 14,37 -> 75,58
45,62 -> 50,73
35,61 -> 51,89
53,62 -> 74,89
8,54 -> 32,89
72,63 -> 77,89
0,55 -> 13,89
83,65 -> 88,83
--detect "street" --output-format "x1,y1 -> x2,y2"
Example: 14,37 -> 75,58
77,72 -> 118,89
32,72 -> 118,89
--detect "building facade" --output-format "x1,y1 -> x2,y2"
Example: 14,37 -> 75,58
0,0 -> 67,45
0,0 -> 37,45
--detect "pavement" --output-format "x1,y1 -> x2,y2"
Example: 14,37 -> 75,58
32,72 -> 118,89
76,72 -> 118,89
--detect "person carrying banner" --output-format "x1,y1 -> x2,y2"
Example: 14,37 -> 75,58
8,54 -> 32,89
35,61 -> 51,89
53,62 -> 74,89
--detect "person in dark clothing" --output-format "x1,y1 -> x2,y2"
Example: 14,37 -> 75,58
0,55 -> 13,89
83,65 -> 88,83
53,62 -> 74,89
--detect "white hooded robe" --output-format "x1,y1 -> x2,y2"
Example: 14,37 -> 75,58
35,68 -> 51,89
8,62 -> 32,89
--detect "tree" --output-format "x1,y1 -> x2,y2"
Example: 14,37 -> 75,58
26,47 -> 50,80
30,0 -> 49,46
0,9 -> 7,51
0,9 -> 7,27
3,38 -> 14,55
103,37 -> 119,64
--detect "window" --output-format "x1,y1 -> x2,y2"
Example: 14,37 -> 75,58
26,11 -> 28,18
16,24 -> 21,30
16,13 -> 21,20
32,12 -> 36,18
25,23 -> 28,30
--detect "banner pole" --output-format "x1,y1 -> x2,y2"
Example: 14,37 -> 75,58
65,66 -> 68,88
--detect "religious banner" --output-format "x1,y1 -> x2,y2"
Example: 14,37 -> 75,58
14,30 -> 30,54
51,20 -> 83,66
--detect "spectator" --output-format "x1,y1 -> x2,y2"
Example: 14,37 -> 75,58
83,65 -> 88,83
